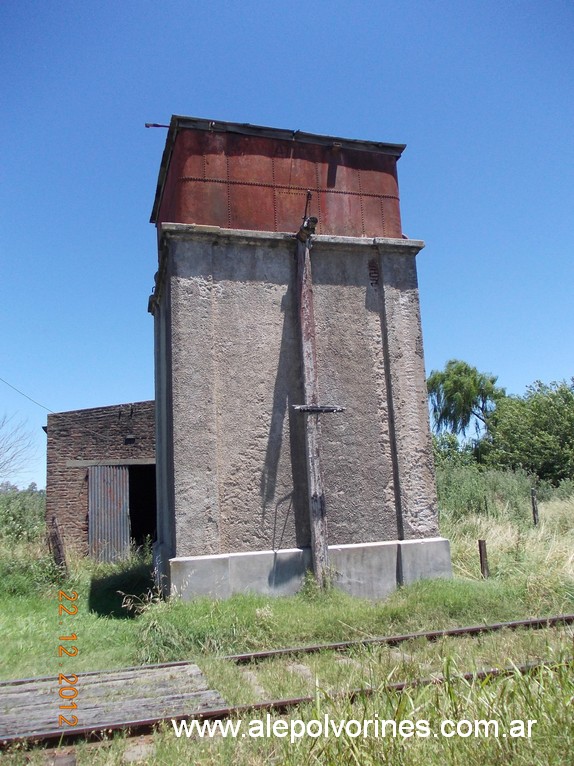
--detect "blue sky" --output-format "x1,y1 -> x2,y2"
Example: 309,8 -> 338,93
1,0 -> 573,488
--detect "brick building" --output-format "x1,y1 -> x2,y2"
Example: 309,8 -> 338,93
45,401 -> 156,561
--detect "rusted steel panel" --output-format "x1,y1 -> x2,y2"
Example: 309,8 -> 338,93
152,117 -> 405,238
88,465 -> 130,562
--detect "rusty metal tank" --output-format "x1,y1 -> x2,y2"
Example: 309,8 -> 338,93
151,116 -> 405,239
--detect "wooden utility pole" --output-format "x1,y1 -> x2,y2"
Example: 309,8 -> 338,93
295,223 -> 329,586
294,206 -> 345,587
294,205 -> 349,587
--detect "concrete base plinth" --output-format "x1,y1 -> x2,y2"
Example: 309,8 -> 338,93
169,538 -> 451,601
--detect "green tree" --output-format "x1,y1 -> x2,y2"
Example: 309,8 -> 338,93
427,360 -> 503,437
485,380 -> 574,485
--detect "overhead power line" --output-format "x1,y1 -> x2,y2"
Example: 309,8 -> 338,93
0,375 -> 54,413
0,375 -> 145,444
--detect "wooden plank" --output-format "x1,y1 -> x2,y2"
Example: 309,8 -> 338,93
1,692 -> 224,735
1,699 -> 227,740
1,685 -> 216,717
0,663 -> 226,742
1,665 -> 207,705
296,235 -> 329,586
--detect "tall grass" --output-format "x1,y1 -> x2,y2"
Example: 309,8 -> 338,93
436,464 -> 534,522
438,468 -> 574,619
1,473 -> 573,764
0,483 -> 64,597
1,471 -> 573,674
10,660 -> 568,766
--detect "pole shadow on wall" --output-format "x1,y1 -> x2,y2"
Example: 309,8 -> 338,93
259,281 -> 311,590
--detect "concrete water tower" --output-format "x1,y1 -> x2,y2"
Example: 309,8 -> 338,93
148,116 -> 451,599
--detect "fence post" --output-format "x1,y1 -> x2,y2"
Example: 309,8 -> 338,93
478,539 -> 490,579
531,488 -> 539,526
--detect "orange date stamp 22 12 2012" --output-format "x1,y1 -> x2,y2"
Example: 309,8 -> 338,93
58,589 -> 79,727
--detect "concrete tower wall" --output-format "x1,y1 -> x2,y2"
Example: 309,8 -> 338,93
151,226 -> 450,598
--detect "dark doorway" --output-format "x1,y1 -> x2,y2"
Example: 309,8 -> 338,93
128,464 -> 157,548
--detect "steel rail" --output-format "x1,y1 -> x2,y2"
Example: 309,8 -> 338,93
2,658 -> 570,749
225,613 -> 574,664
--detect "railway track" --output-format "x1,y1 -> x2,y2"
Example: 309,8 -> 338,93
8,659 -> 573,750
1,613 -> 573,751
224,612 -> 574,664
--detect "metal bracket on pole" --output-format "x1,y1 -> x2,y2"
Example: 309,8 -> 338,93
293,405 -> 345,414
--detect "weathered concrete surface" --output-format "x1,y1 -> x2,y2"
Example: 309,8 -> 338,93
169,538 -> 451,600
151,225 -> 445,592
329,541 -> 399,599
399,537 -> 452,584
166,231 -> 309,560
377,242 -> 439,539
171,548 -> 313,599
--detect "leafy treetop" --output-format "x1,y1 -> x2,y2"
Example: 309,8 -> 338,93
427,359 -> 504,437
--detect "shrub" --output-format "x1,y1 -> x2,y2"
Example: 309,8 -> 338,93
436,464 -> 535,522
0,543 -> 65,596
0,482 -> 46,542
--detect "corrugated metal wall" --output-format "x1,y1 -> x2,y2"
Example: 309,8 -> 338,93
88,465 -> 130,562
